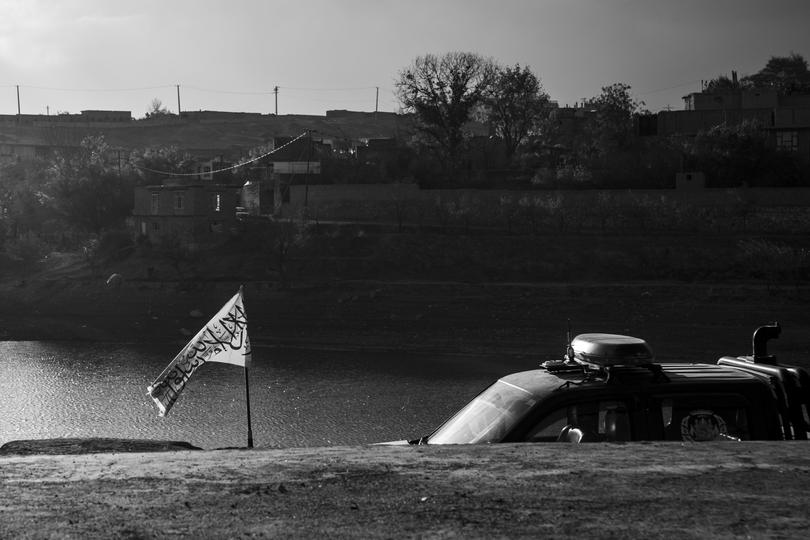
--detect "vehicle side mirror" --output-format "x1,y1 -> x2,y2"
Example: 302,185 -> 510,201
556,425 -> 584,443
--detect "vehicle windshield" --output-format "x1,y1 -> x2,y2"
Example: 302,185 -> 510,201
428,379 -> 537,444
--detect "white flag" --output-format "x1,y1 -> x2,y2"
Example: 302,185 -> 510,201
147,288 -> 251,416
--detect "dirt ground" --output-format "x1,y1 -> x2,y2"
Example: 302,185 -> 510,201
1,440 -> 809,538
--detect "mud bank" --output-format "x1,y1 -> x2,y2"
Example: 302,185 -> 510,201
1,441 -> 809,538
2,279 -> 810,365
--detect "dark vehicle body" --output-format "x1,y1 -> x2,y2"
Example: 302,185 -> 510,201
395,323 -> 810,445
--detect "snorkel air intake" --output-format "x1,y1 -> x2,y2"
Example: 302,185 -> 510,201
752,322 -> 781,364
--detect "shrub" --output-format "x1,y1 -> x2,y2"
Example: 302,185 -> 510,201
95,229 -> 135,262
4,235 -> 50,267
736,238 -> 810,290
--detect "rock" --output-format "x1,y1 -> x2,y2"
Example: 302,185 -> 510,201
0,438 -> 201,456
106,273 -> 123,288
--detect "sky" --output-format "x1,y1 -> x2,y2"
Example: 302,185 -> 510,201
0,0 -> 809,118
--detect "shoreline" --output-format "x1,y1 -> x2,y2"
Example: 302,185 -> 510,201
3,278 -> 810,358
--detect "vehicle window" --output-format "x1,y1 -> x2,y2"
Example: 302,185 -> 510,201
656,395 -> 750,441
524,400 -> 631,442
428,380 -> 537,444
524,407 -> 570,442
598,400 -> 631,441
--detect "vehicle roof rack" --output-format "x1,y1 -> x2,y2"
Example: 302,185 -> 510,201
542,332 -> 669,383
569,333 -> 655,368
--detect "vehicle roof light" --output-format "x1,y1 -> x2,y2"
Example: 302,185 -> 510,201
570,333 -> 654,368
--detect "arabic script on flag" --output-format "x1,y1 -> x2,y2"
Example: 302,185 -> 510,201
147,289 -> 251,416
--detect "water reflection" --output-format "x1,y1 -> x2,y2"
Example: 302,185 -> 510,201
0,341 -> 528,449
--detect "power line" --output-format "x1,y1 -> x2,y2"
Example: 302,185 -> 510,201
2,83 -> 388,94
183,85 -> 276,96
637,79 -> 706,96
19,84 -> 175,93
278,85 -> 379,92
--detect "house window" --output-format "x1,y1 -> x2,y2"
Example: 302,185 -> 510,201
174,193 -> 185,211
212,193 -> 222,212
150,193 -> 159,215
151,222 -> 160,232
776,131 -> 798,152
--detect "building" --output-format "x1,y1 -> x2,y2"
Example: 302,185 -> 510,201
133,183 -> 240,249
655,88 -> 810,158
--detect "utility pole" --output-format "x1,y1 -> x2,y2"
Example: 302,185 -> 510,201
274,86 -> 279,115
304,130 -> 312,208
375,86 -> 379,114
16,85 -> 20,116
176,84 -> 181,116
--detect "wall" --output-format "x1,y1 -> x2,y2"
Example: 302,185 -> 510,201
279,183 -> 810,234
289,183 -> 420,207
288,184 -> 810,209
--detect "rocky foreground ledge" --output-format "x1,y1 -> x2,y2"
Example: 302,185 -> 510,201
0,438 -> 201,456
1,440 -> 808,538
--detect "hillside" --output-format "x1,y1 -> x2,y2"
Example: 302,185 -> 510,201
0,110 -> 415,156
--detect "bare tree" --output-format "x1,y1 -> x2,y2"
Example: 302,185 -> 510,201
146,98 -> 172,118
396,52 -> 497,179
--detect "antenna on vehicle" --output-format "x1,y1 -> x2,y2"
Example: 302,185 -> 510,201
565,319 -> 574,362
542,319 -> 584,372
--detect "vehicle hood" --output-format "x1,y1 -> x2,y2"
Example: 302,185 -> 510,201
371,439 -> 412,446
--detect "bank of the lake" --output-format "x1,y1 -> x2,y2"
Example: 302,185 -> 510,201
1,441 -> 809,538
3,278 -> 810,365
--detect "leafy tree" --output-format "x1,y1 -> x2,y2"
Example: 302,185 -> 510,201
0,158 -> 55,240
741,53 -> 810,95
685,120 -> 800,187
584,83 -> 645,156
395,52 -> 497,179
560,83 -> 647,186
46,135 -> 134,235
129,145 -> 196,186
483,64 -> 551,161
704,74 -> 740,93
7,186 -> 52,238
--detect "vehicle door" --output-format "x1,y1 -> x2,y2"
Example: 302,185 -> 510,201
646,392 -> 765,441
508,393 -> 649,443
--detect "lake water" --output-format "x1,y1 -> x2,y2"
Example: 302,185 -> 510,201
0,341 -> 532,449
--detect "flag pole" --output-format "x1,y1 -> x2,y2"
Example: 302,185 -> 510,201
240,285 -> 254,449
245,364 -> 254,448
